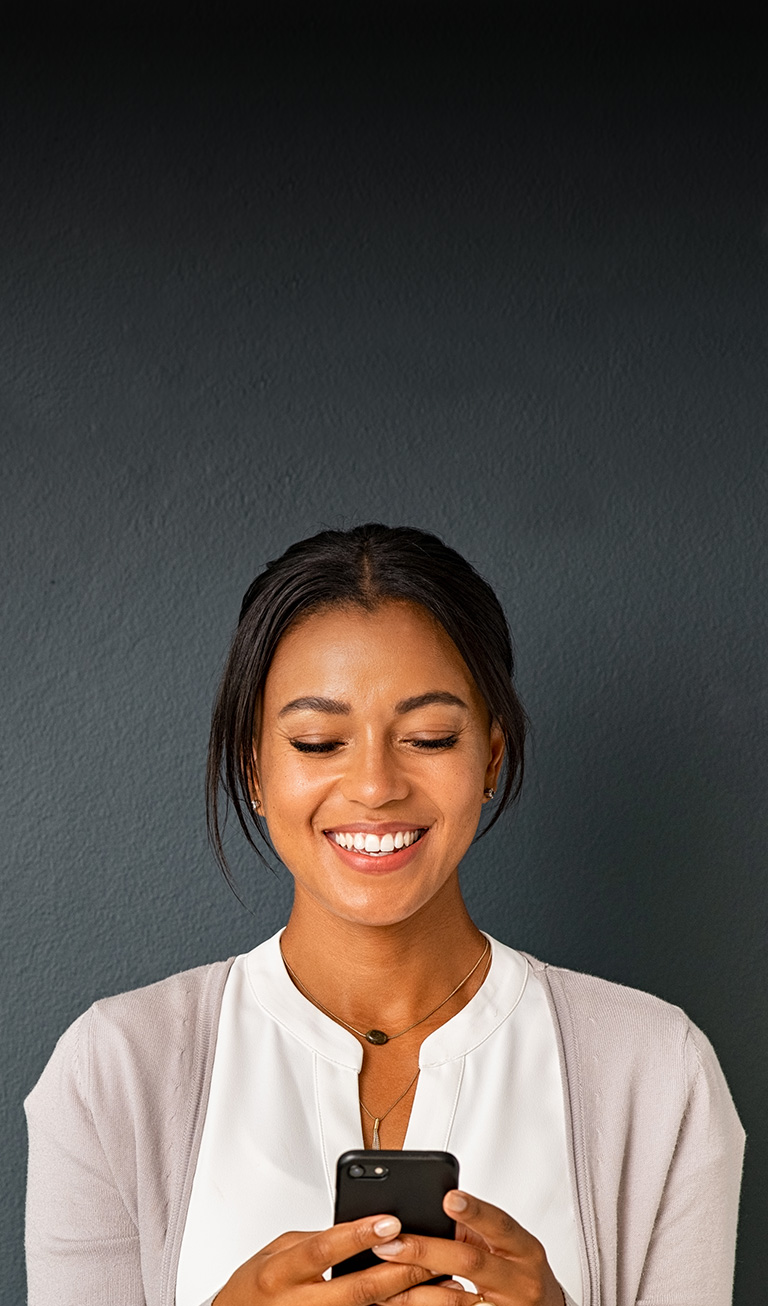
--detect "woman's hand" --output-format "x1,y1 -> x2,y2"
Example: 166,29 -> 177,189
212,1213 -> 436,1306
370,1190 -> 565,1306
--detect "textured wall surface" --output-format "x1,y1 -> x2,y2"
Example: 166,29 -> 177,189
2,13 -> 766,1301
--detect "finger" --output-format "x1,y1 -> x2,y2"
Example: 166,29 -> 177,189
372,1233 -> 494,1289
379,1283 -> 475,1306
443,1191 -> 535,1256
323,1259 -> 436,1306
258,1229 -> 322,1257
265,1215 -> 403,1289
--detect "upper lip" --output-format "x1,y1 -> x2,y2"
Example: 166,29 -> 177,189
322,821 -> 429,835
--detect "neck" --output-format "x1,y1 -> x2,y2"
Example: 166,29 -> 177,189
279,877 -> 487,1033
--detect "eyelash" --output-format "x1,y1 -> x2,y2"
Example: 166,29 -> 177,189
289,735 -> 459,755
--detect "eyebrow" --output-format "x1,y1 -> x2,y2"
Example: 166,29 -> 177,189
278,696 -> 351,717
277,690 -> 469,718
394,691 -> 469,714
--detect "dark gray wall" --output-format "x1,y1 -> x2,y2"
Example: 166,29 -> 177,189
2,12 -> 766,1300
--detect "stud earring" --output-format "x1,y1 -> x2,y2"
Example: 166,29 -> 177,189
483,787 -> 495,800
251,798 -> 261,812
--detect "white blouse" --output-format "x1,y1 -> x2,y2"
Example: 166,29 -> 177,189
176,931 -> 583,1306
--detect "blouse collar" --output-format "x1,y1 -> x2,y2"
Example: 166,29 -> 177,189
245,929 -> 529,1071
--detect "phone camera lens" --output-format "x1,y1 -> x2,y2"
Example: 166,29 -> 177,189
348,1164 -> 365,1178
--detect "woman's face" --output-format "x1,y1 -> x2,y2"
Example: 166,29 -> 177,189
254,600 -> 504,928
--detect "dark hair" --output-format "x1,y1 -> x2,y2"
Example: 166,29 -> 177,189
206,523 -> 528,884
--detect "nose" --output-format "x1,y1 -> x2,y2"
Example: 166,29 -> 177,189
339,733 -> 410,808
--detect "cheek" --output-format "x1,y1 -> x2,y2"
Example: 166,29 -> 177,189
443,741 -> 488,796
262,751 -> 334,817
422,763 -> 484,847
454,749 -> 491,820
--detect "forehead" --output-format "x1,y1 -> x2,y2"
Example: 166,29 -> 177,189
263,600 -> 480,704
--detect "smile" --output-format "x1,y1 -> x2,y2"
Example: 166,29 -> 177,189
328,829 -> 427,856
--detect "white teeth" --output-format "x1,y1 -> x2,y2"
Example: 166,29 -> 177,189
330,829 -> 425,855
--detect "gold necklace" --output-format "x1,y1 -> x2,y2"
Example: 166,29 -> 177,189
358,943 -> 493,1147
359,1068 -> 421,1149
280,938 -> 491,1045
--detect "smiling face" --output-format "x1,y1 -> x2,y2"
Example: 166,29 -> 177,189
254,599 -> 504,929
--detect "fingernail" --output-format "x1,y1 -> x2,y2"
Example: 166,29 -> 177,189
373,1217 -> 401,1237
446,1191 -> 468,1212
444,1281 -> 463,1291
373,1240 -> 405,1256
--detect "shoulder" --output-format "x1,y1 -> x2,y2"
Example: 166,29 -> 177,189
88,957 -> 235,1041
521,954 -> 744,1157
26,958 -> 235,1117
25,959 -> 240,1277
522,952 -> 721,1100
525,950 -> 694,1029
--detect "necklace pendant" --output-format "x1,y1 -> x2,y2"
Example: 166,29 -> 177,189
365,1028 -> 389,1045
372,1118 -> 381,1149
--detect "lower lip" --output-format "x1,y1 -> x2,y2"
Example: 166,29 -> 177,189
324,831 -> 428,875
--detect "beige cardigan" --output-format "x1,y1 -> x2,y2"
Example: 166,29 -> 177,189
24,954 -> 745,1306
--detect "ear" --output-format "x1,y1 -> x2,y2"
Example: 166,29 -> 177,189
485,720 -> 505,793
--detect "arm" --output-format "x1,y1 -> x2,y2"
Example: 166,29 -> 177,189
369,1025 -> 744,1306
24,1009 -> 146,1306
634,1022 -> 745,1306
25,1013 -> 439,1306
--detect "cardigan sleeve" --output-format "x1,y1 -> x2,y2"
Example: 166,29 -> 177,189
634,1021 -> 745,1306
24,1008 -> 146,1306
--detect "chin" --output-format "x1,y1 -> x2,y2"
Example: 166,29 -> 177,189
327,889 -> 438,930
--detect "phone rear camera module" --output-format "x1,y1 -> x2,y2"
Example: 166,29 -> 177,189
373,1166 -> 389,1177
348,1164 -> 365,1178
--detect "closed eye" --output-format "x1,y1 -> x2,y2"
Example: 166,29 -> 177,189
409,735 -> 458,750
289,739 -> 343,754
289,736 -> 459,754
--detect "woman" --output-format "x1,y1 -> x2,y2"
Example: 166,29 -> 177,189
25,523 -> 744,1306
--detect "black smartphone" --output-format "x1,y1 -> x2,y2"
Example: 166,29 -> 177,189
332,1149 -> 460,1279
